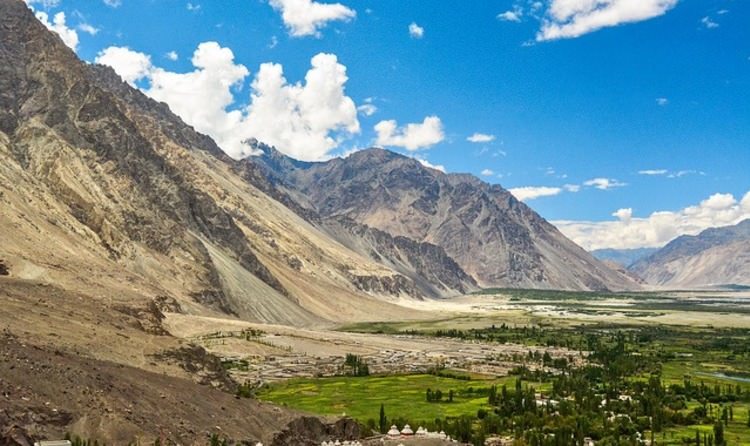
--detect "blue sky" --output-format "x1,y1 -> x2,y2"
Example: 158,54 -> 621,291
24,0 -> 750,249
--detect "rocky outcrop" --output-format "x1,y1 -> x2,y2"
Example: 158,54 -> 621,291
271,417 -> 362,446
251,146 -> 637,291
324,217 -> 478,296
0,426 -> 34,446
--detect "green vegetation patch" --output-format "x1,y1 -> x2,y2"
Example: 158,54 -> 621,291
257,374 -> 528,422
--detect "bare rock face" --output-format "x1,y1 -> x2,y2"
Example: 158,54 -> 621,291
250,146 -> 638,292
0,260 -> 8,276
630,219 -> 750,287
324,216 -> 478,296
271,417 -> 362,446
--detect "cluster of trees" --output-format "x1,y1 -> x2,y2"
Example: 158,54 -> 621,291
344,353 -> 370,376
425,388 -> 454,403
366,326 -> 750,446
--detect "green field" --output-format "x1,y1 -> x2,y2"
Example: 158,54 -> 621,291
263,290 -> 750,444
258,373 -> 546,422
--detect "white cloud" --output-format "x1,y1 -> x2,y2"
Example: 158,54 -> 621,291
165,51 -> 179,61
656,97 -> 669,106
95,46 -> 153,85
509,186 -> 563,201
269,0 -> 356,37
187,2 -> 201,11
639,169 -> 668,175
357,103 -> 377,116
497,5 -> 523,22
481,169 -> 494,177
97,43 -> 360,161
103,0 -> 121,7
77,22 -> 99,36
537,0 -> 678,41
24,0 -> 61,7
408,22 -> 424,39
467,133 -> 496,143
701,16 -> 719,29
243,53 -> 360,160
32,11 -> 79,51
374,116 -> 444,151
583,177 -> 627,190
612,207 -> 632,223
638,169 -> 704,178
415,157 -> 446,173
554,190 -> 750,250
563,184 -> 581,192
668,169 -> 705,178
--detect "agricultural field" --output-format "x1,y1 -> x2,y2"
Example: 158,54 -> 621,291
257,374 -> 547,422
257,290 -> 750,445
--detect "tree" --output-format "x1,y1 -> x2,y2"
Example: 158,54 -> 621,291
449,389 -> 454,403
379,403 -> 387,434
714,421 -> 724,446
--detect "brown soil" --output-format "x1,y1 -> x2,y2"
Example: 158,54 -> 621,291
0,278 -> 303,445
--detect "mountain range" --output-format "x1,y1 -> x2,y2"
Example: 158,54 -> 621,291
0,0 -> 637,337
630,219 -> 750,288
591,248 -> 659,268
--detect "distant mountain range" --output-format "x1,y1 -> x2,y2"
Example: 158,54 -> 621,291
591,248 -> 659,268
629,219 -> 750,288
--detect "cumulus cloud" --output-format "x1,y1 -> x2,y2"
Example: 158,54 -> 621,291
563,184 -> 581,192
656,97 -> 669,106
408,22 -> 424,39
96,43 -> 360,161
103,0 -> 121,7
269,0 -> 356,37
537,0 -> 678,41
165,51 -> 179,61
95,46 -> 153,85
374,116 -> 444,151
481,169 -> 494,177
554,190 -> 750,250
32,10 -> 79,51
497,5 -> 523,22
509,186 -> 563,201
467,133 -> 496,143
583,177 -> 627,190
612,207 -> 632,223
243,53 -> 359,160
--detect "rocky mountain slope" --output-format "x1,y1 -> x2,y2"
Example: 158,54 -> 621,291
0,0 -> 478,332
251,145 -> 637,291
630,219 -> 750,287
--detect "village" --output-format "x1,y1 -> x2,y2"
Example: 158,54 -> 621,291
178,320 -> 584,386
